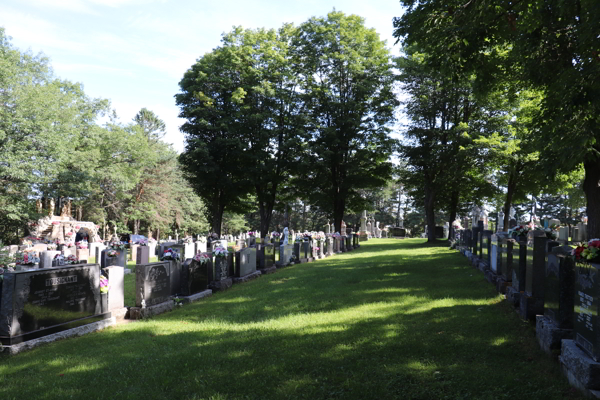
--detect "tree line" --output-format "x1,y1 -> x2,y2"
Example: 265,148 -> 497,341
0,28 -> 208,244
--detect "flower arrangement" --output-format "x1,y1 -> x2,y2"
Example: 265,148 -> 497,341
111,241 -> 126,251
66,231 -> 74,236
510,225 -> 529,239
161,248 -> 180,261
139,239 -> 148,246
52,221 -> 60,225
544,226 -> 558,240
271,231 -> 280,238
76,241 -> 88,250
332,232 -> 341,238
572,239 -> 600,263
47,242 -> 57,250
248,231 -> 255,237
15,251 -> 40,265
213,246 -> 228,258
194,253 -> 210,264
65,255 -> 78,264
107,249 -> 118,258
99,275 -> 110,294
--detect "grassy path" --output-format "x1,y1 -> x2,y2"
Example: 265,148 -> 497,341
0,239 -> 582,399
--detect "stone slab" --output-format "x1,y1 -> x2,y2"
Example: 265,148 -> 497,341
536,315 -> 572,356
560,339 -> 600,394
505,286 -> 521,307
519,294 -> 543,321
260,266 -> 277,275
233,270 -> 261,284
129,300 -> 174,320
180,289 -> 212,304
210,277 -> 233,291
1,317 -> 116,355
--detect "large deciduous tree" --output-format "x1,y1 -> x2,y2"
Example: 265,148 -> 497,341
394,0 -> 600,238
293,11 -> 398,233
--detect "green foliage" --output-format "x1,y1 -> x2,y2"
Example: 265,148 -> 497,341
292,11 -> 398,232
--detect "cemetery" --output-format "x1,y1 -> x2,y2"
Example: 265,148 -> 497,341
1,1 -> 598,399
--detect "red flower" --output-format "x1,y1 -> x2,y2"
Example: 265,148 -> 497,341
588,240 -> 600,248
575,246 -> 586,260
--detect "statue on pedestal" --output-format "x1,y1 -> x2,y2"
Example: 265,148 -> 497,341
283,227 -> 289,245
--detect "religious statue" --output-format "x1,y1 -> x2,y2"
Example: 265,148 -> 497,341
283,227 -> 289,245
36,199 -> 42,214
48,198 -> 55,216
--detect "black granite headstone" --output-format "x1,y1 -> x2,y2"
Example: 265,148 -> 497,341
214,256 -> 229,280
100,248 -> 126,269
180,258 -> 209,296
544,246 -> 575,329
574,261 -> 600,360
512,239 -> 527,292
135,262 -> 172,307
0,263 -> 109,345
435,226 -> 444,239
263,244 -> 275,269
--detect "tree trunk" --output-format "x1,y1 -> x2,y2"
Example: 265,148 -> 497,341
448,190 -> 459,240
333,196 -> 346,234
424,183 -> 436,242
503,170 -> 517,231
283,203 -> 289,228
583,155 -> 600,239
301,202 -> 306,232
133,219 -> 140,235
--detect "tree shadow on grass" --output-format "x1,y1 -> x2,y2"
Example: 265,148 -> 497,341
0,238 -> 581,400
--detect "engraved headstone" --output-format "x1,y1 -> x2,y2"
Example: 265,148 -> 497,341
180,258 -> 209,296
135,262 -> 172,307
574,261 -> 600,360
100,248 -> 126,268
544,246 -> 575,329
235,247 -> 257,277
0,263 -> 108,345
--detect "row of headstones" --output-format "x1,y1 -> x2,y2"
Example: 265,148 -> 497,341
455,224 -> 600,395
0,234 -> 361,347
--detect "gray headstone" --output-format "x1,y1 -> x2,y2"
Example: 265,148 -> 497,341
235,247 -> 256,278
135,262 -> 172,307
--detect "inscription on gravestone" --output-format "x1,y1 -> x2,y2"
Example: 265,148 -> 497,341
180,259 -> 209,296
235,248 -> 256,277
0,263 -> 107,345
135,262 -> 171,307
574,262 -> 600,360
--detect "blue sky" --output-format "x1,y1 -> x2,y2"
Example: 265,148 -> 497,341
1,0 -> 404,152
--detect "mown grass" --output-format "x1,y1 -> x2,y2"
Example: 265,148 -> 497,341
0,239 -> 582,400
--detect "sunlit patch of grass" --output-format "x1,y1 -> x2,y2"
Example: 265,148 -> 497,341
0,238 -> 583,400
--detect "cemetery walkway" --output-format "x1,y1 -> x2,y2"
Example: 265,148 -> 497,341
0,239 -> 583,400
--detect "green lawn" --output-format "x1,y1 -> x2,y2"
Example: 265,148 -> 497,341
0,239 -> 582,399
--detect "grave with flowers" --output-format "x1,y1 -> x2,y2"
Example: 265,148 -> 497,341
160,247 -> 183,296
100,243 -> 127,269
559,238 -> 600,394
210,246 -> 233,291
136,239 -> 150,265
179,253 -> 212,303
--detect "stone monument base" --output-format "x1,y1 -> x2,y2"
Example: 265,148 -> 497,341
519,295 -> 543,321
484,270 -> 498,285
496,277 -> 511,294
505,286 -> 521,307
259,266 -> 277,275
560,339 -> 600,398
210,277 -> 233,291
180,289 -> 213,304
477,260 -> 489,272
233,270 -> 261,284
536,315 -> 572,356
129,301 -> 174,320
0,317 -> 116,355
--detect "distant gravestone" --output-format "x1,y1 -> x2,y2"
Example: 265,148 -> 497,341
136,246 -> 150,265
235,247 -> 257,278
100,248 -> 126,269
544,246 -> 575,329
135,262 -> 172,307
279,244 -> 294,266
